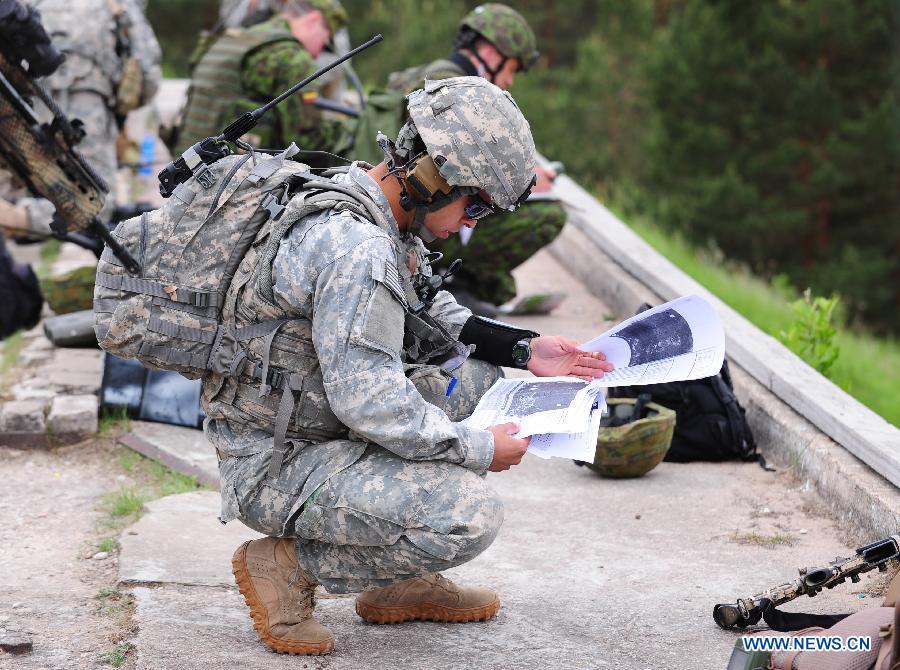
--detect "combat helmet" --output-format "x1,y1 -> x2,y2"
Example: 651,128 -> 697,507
381,76 -> 536,240
457,3 -> 539,72
583,396 -> 675,478
277,0 -> 348,34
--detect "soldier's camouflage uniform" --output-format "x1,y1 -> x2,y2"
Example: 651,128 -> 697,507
20,0 -> 161,229
386,57 -> 566,306
176,15 -> 345,159
205,163 -> 504,593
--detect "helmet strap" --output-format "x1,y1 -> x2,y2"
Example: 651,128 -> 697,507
471,49 -> 505,84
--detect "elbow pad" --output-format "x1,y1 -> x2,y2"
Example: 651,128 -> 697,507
458,316 -> 539,368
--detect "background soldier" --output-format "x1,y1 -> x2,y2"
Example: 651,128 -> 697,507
175,0 -> 348,160
383,3 -> 568,316
205,78 -> 613,655
21,0 -> 161,230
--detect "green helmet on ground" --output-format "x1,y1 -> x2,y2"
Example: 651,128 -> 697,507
586,398 -> 675,478
457,3 -> 539,71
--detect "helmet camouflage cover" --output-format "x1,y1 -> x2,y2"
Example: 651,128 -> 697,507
402,76 -> 536,211
280,0 -> 348,34
587,399 -> 676,478
458,3 -> 539,71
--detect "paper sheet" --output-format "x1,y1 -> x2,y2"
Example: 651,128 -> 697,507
580,294 -> 724,387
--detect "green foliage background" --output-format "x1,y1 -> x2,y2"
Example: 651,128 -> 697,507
148,0 -> 899,335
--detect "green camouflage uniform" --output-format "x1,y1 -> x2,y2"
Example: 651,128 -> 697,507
177,16 -> 345,157
385,57 -> 566,306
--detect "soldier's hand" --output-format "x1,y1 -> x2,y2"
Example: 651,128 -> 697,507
487,423 -> 529,472
532,164 -> 557,193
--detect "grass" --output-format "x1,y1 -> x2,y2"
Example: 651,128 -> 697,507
101,447 -> 204,531
97,537 -> 120,554
99,406 -> 132,438
731,532 -> 797,548
626,217 -> 900,427
0,330 -> 24,376
98,641 -> 133,668
37,237 -> 62,279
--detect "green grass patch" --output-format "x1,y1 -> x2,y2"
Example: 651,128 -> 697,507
0,330 -> 24,376
99,406 -> 132,438
98,640 -> 133,668
107,487 -> 145,518
37,237 -> 62,279
97,537 -> 120,554
101,447 -> 205,530
731,532 -> 796,548
626,217 -> 900,426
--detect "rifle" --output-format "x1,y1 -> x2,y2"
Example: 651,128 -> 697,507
0,0 -> 138,273
157,33 -> 383,199
713,534 -> 900,631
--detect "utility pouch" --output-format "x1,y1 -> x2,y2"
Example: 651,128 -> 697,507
406,364 -> 454,411
116,57 -> 143,117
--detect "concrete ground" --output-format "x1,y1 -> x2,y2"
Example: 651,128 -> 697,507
112,249 -> 881,670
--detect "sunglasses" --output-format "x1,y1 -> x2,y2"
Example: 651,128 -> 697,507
464,195 -> 498,220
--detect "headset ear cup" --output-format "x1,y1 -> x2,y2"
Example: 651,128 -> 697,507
404,152 -> 453,204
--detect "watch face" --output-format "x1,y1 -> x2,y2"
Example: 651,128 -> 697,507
512,341 -> 531,367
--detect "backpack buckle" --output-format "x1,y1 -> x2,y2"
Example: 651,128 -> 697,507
194,164 -> 218,189
254,361 -> 285,390
262,193 -> 286,220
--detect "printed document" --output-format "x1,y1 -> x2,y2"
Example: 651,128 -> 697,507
461,294 -> 724,462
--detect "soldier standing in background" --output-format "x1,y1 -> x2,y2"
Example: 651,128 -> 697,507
18,0 -> 161,232
382,4 -> 568,317
174,0 -> 348,161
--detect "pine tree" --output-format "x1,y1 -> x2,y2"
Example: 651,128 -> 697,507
641,0 -> 899,332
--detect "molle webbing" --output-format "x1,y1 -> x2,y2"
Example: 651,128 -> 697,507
176,27 -> 296,154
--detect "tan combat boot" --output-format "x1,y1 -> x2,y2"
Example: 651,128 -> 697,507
355,573 -> 500,624
231,537 -> 335,655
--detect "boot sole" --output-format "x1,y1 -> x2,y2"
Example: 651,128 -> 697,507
231,540 -> 335,656
355,597 -> 500,625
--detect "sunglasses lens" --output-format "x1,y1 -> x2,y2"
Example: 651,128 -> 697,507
464,197 -> 493,220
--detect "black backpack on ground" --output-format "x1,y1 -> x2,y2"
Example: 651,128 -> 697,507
608,358 -> 763,464
0,237 -> 43,340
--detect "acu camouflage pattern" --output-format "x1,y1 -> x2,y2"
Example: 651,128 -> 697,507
385,65 -> 565,305
459,3 -> 539,70
93,146 -> 317,380
587,398 -> 675,478
406,77 -> 536,211
28,0 -> 161,189
206,164 -> 506,593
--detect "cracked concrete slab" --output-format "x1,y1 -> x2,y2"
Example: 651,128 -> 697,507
121,457 -> 879,670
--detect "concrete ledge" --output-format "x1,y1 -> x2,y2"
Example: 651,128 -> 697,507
119,421 -> 219,488
548,180 -> 900,540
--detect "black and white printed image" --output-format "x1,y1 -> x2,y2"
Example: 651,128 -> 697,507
507,381 -> 587,416
610,309 -> 693,366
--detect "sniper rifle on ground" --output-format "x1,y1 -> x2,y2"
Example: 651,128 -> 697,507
714,533 -> 900,632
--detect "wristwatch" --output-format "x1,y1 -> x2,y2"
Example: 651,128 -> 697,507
511,338 -> 533,369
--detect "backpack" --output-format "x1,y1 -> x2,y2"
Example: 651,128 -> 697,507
93,144 -> 387,381
608,358 -> 760,463
0,237 -> 43,339
346,88 -> 407,165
